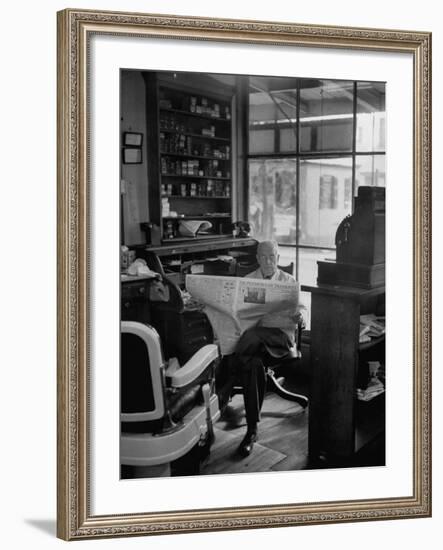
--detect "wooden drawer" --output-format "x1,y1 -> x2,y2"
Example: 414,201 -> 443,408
182,312 -> 210,332
121,281 -> 148,299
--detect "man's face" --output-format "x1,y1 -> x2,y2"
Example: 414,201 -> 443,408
257,245 -> 278,278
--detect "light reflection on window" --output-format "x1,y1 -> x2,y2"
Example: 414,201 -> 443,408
248,159 -> 297,244
299,158 -> 353,248
355,155 -> 386,194
356,82 -> 386,152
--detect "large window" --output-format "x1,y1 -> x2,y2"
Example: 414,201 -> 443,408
248,77 -> 386,291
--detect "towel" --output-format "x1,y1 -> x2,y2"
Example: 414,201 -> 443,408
178,220 -> 212,237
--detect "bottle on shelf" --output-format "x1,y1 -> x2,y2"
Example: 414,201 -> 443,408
165,220 -> 175,239
151,78 -> 234,241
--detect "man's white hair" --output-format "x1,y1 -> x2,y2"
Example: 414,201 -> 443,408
257,240 -> 279,255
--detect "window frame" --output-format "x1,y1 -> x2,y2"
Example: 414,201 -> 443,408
246,77 -> 386,284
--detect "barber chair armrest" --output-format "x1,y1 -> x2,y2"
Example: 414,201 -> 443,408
168,344 -> 218,389
165,357 -> 180,378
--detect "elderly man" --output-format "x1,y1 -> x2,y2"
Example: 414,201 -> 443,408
235,240 -> 302,457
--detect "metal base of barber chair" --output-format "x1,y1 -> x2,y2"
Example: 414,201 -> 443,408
220,348 -> 309,416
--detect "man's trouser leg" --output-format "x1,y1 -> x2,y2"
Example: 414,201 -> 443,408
240,356 -> 266,427
235,328 -> 267,428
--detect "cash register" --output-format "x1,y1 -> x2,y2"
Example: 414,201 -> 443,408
317,186 -> 385,289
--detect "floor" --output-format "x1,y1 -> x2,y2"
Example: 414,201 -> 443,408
201,394 -> 308,475
126,360 -> 385,479
200,376 -> 310,476
198,368 -> 385,476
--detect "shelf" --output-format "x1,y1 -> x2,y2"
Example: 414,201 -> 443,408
160,107 -> 230,123
162,195 -> 230,199
356,389 -> 385,406
162,215 -> 231,220
359,334 -> 385,351
160,151 -> 230,161
302,283 -> 385,299
162,234 -> 232,243
161,173 -> 230,180
355,391 -> 385,453
160,128 -> 230,142
141,237 -> 257,256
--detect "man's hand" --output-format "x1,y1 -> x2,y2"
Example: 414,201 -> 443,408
182,290 -> 206,312
293,310 -> 305,329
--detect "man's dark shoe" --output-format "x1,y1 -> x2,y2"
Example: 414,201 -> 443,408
237,430 -> 258,457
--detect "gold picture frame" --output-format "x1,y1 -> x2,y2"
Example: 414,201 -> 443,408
57,8 -> 431,540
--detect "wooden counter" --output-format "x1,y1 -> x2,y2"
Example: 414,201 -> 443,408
302,283 -> 385,464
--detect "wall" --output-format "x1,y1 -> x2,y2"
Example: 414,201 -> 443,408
120,70 -> 148,245
1,1 -> 441,549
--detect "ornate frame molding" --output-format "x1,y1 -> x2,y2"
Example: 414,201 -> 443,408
57,8 -> 431,540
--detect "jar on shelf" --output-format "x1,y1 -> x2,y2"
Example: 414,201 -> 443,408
165,220 -> 175,239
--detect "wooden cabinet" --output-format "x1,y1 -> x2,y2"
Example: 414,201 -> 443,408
134,237 -> 258,289
143,72 -> 235,244
303,283 -> 385,464
124,238 -> 258,363
121,276 -> 214,363
121,279 -> 151,323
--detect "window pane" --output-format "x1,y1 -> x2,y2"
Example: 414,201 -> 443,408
280,127 -> 297,152
356,82 -> 386,152
248,158 -> 297,243
249,128 -> 275,154
277,246 -> 296,267
299,158 -> 353,247
300,79 -> 354,153
355,155 -> 386,194
249,77 -> 297,154
298,248 -> 335,330
298,247 -> 334,286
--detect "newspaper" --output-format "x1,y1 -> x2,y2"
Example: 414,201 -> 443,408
186,275 -> 299,354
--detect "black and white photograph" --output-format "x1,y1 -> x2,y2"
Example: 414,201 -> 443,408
1,0 -> 438,546
50,3 -> 433,544
119,69 -> 387,479
243,286 -> 266,305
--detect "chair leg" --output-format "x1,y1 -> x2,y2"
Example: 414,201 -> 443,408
267,370 -> 308,408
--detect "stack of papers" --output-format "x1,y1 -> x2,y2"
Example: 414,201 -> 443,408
359,314 -> 385,343
356,378 -> 385,401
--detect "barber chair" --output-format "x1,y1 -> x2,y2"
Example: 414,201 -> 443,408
121,321 -> 220,477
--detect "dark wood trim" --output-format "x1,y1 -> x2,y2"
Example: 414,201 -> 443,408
235,76 -> 248,222
143,72 -> 161,230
